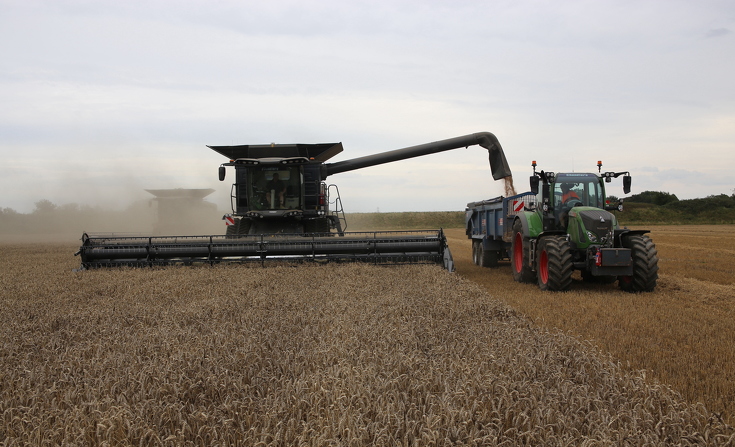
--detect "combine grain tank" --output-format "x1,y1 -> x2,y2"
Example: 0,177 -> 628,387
78,132 -> 512,271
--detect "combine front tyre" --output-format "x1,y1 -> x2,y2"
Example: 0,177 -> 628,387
536,236 -> 573,291
619,234 -> 659,292
225,218 -> 252,238
511,220 -> 536,283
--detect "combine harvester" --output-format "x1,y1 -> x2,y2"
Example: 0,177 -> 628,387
77,132 -> 511,271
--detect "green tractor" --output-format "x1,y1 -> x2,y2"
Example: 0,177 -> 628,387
511,161 -> 658,292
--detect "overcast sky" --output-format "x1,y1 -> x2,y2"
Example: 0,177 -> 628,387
1,0 -> 733,215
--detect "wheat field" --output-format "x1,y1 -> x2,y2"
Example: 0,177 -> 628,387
445,224 -> 735,433
1,241 -> 733,445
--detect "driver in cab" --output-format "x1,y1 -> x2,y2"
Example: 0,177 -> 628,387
561,183 -> 580,204
560,183 -> 581,228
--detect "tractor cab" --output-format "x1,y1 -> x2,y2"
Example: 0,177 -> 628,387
552,174 -> 605,210
530,161 -> 631,234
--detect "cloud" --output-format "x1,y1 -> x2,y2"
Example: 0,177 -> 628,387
706,28 -> 731,38
1,1 -> 734,215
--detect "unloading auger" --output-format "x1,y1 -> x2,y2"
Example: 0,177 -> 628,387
77,132 -> 511,270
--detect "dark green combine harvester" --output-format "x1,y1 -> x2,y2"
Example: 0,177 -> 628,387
78,132 -> 511,270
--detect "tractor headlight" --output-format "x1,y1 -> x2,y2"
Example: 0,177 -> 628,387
586,231 -> 598,243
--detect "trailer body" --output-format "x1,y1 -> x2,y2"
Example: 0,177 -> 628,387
464,193 -> 536,267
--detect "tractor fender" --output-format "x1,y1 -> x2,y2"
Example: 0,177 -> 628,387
614,228 -> 650,247
513,212 -> 543,239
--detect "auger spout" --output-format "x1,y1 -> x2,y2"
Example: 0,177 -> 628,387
324,132 -> 512,180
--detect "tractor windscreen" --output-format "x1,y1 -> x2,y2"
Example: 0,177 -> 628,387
553,174 -> 604,210
248,166 -> 302,210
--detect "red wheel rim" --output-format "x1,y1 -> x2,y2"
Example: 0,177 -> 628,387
539,250 -> 549,284
513,233 -> 523,273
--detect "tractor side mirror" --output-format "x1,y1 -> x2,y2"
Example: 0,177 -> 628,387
623,175 -> 631,195
530,175 -> 539,195
218,166 -> 226,182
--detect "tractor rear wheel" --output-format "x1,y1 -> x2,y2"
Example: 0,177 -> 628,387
511,219 -> 536,283
619,234 -> 659,292
536,236 -> 573,291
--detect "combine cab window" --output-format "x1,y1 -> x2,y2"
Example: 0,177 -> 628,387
248,166 -> 302,210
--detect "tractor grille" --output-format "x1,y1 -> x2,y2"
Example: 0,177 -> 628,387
579,209 -> 614,240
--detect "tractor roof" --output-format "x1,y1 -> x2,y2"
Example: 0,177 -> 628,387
207,143 -> 343,162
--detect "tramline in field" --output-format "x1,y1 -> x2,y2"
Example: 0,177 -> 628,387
77,132 -> 512,270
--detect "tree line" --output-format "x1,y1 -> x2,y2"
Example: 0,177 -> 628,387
619,190 -> 735,224
3,190 -> 735,235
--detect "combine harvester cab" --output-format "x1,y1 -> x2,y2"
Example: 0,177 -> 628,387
465,161 -> 658,292
78,132 -> 512,271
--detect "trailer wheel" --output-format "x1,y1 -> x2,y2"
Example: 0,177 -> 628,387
511,220 -> 536,283
619,235 -> 659,293
536,236 -> 573,291
481,247 -> 499,267
472,240 -> 480,265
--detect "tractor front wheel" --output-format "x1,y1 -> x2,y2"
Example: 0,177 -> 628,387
619,235 -> 659,292
511,220 -> 536,283
536,236 -> 573,291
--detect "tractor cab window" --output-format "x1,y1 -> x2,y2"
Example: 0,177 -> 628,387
248,166 -> 302,210
553,175 -> 604,210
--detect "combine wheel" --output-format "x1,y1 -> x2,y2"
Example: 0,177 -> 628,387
511,219 -> 536,283
536,236 -> 573,291
226,218 -> 252,238
304,218 -> 331,235
225,219 -> 240,238
619,235 -> 659,292
315,218 -> 331,234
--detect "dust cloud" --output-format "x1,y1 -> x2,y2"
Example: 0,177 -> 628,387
0,193 -> 227,242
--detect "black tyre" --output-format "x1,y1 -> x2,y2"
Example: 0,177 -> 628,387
225,219 -> 241,238
225,222 -> 237,238
619,235 -> 659,293
226,218 -> 252,238
304,218 -> 331,235
536,236 -> 573,291
511,219 -> 536,283
480,246 -> 499,267
472,240 -> 481,265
